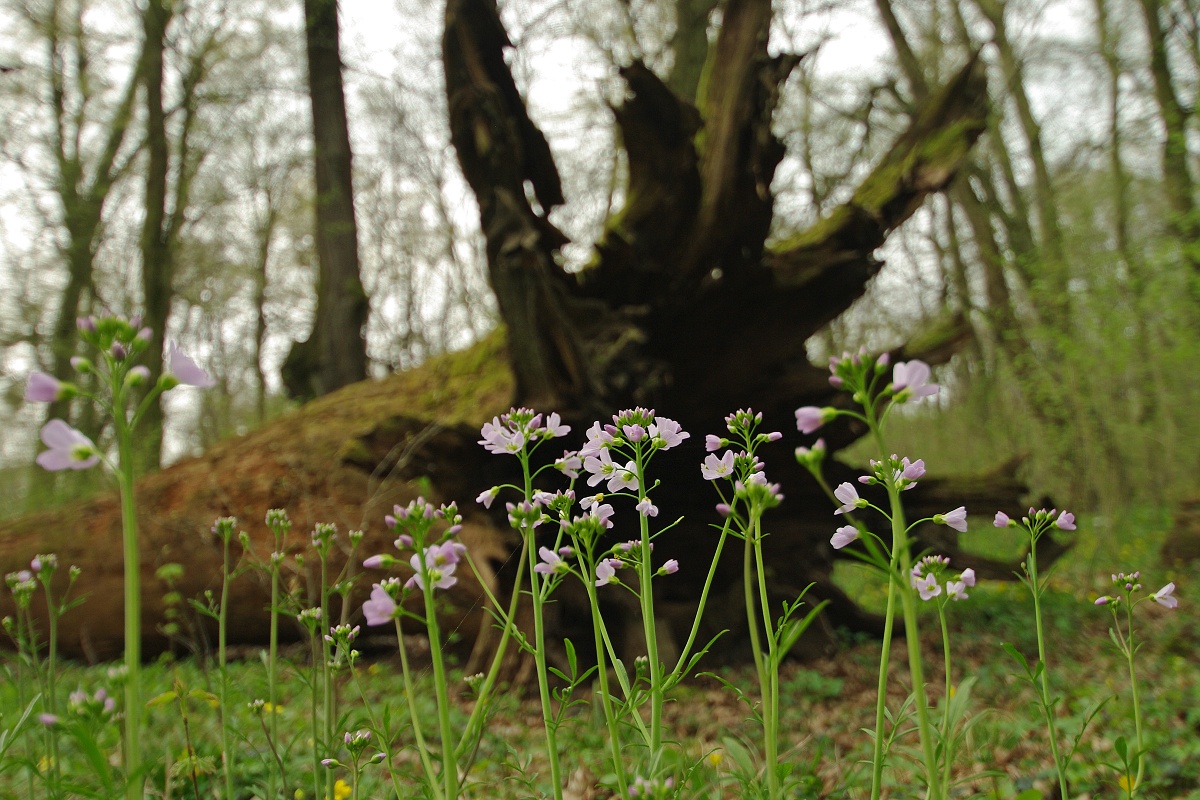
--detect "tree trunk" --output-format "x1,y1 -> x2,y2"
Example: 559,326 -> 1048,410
287,0 -> 369,400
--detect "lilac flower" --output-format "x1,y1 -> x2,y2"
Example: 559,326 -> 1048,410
649,417 -> 689,449
892,360 -> 939,401
1054,511 -> 1076,531
994,511 -> 1012,528
167,343 -> 216,388
636,498 -> 659,517
945,580 -> 969,601
936,506 -> 968,532
579,421 -> 615,458
705,434 -> 724,452
534,546 -> 566,576
1095,596 -> 1112,606
543,412 -> 570,438
479,417 -> 526,455
1153,582 -> 1178,609
623,423 -> 646,442
581,493 -> 604,511
659,559 -> 679,575
409,552 -> 457,591
363,555 -> 386,570
833,482 -> 862,515
36,420 -> 100,471
555,451 -> 582,479
362,584 -> 396,626
592,503 -> 615,528
831,525 -> 859,550
476,487 -> 499,508
701,451 -> 735,481
899,458 -> 925,488
795,406 -> 825,434
595,558 -> 622,587
960,568 -> 976,587
913,572 -> 942,601
39,713 -> 58,727
25,372 -> 67,403
584,449 -> 618,487
426,541 -> 466,568
606,460 -> 639,492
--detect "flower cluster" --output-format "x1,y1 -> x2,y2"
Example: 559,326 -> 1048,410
702,409 -> 784,515
25,312 -> 213,472
794,355 -> 940,439
68,687 -> 118,721
580,407 -> 689,493
910,555 -> 976,601
859,454 -> 925,492
627,775 -> 675,799
478,408 -> 570,455
1094,571 -> 1178,609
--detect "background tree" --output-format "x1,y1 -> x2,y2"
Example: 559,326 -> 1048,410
284,0 -> 369,400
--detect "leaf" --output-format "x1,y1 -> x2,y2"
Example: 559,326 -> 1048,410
146,691 -> 178,708
1015,790 -> 1043,800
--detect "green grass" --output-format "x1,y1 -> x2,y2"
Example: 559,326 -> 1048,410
0,505 -> 1196,798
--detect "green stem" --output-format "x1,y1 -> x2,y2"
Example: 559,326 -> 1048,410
751,511 -> 780,800
584,575 -> 628,797
422,578 -> 459,799
939,604 -> 953,792
1125,600 -> 1144,793
742,525 -> 770,789
634,456 -> 663,757
454,538 -> 527,761
218,536 -> 234,800
526,537 -> 564,799
267,560 -> 280,800
350,665 -> 405,799
320,555 -> 334,800
115,424 -> 142,800
870,576 -> 899,800
394,618 -> 444,800
1028,540 -> 1069,800
669,521 -> 731,679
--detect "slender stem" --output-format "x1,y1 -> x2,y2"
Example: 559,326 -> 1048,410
1028,540 -> 1069,800
454,538 -> 527,761
115,423 -> 142,800
320,554 -> 334,800
422,579 -> 459,799
669,522 -> 730,678
1124,600 -> 1144,793
267,560 -> 280,800
870,576 -> 899,800
218,535 -> 234,800
939,605 -> 953,792
751,511 -> 780,800
742,526 -> 769,782
633,454 -> 663,757
350,664 -> 404,799
584,575 -> 628,797
394,618 -> 444,800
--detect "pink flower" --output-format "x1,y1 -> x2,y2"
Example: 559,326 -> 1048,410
659,559 -> 679,575
1152,582 -> 1178,609
1054,511 -> 1076,531
795,406 -> 825,434
542,412 -> 570,438
649,417 -> 689,449
25,372 -> 65,403
892,360 -> 939,401
913,572 -> 942,601
833,483 -> 861,515
960,568 -> 976,587
476,487 -> 499,508
945,580 -> 968,601
362,555 -> 386,570
705,434 -> 724,452
636,498 -> 659,517
362,584 -> 396,625
168,343 -> 215,388
35,420 -> 99,471
701,451 -> 735,481
831,525 -> 859,550
595,558 -> 622,587
994,511 -> 1012,528
534,547 -> 564,575
936,506 -> 968,532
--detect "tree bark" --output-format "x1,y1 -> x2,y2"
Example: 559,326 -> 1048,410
287,0 -> 370,400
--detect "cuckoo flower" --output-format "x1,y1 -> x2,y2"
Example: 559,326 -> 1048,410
892,360 -> 939,402
362,584 -> 397,626
36,420 -> 100,471
167,343 -> 216,388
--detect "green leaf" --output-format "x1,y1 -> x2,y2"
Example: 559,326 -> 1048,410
1015,790 -> 1043,800
146,691 -> 178,708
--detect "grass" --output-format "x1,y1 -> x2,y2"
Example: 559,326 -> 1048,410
0,505 -> 1195,798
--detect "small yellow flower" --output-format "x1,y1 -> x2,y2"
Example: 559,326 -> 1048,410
1119,774 -> 1135,792
294,790 -> 306,800
706,750 -> 723,768
333,779 -> 352,800
264,701 -> 284,715
367,663 -> 382,676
